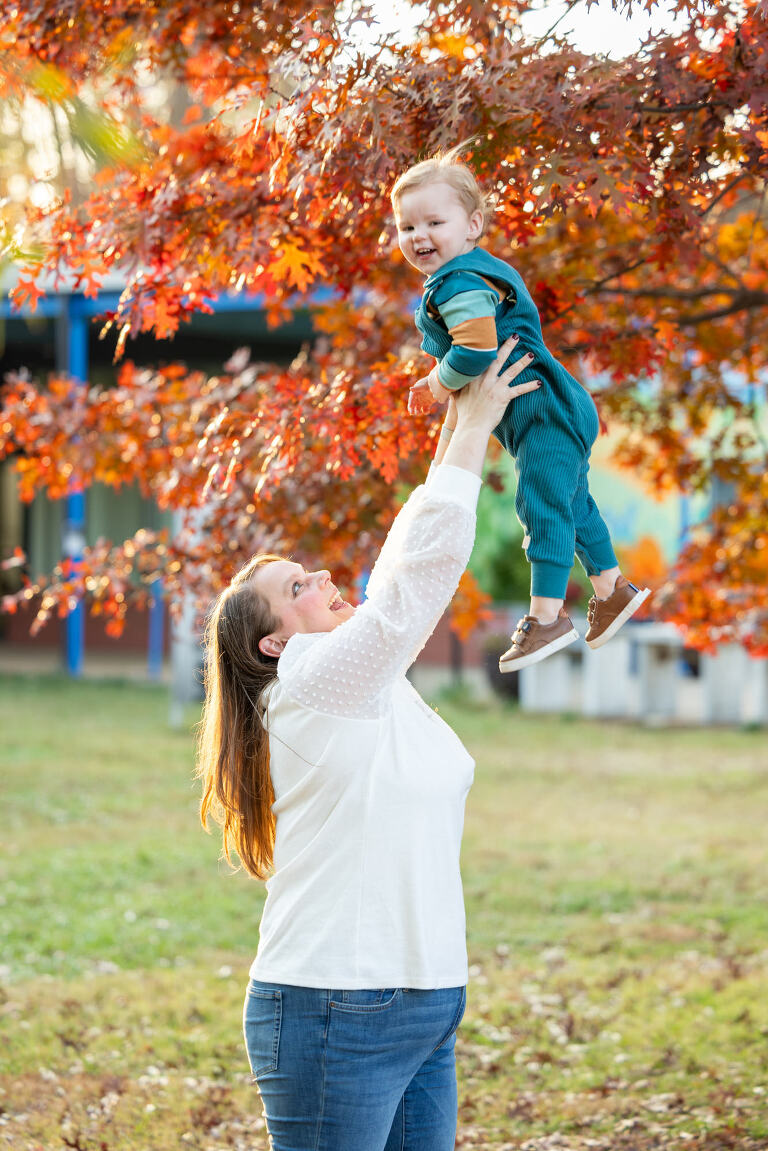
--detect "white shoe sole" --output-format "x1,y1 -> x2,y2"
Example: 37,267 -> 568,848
586,587 -> 651,650
499,627 -> 580,673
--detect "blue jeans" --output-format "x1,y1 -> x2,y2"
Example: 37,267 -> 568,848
243,980 -> 467,1151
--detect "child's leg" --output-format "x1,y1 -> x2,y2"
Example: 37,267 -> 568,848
514,430 -> 581,616
571,457 -> 650,647
529,595 -> 563,625
570,454 -> 620,586
499,431 -> 582,672
589,566 -> 622,599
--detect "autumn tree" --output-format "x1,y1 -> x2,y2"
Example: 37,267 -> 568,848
1,0 -> 767,649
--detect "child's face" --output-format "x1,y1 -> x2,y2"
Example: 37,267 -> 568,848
395,182 -> 483,275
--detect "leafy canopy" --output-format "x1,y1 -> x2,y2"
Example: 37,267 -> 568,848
1,0 -> 767,649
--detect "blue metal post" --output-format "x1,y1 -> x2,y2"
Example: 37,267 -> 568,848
62,297 -> 88,676
147,579 -> 165,680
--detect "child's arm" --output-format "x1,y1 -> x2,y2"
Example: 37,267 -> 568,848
407,279 -> 502,416
431,280 -> 502,395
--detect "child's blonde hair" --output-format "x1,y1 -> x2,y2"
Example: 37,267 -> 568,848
391,143 -> 492,232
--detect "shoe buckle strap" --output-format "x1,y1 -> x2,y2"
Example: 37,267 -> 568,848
512,620 -> 533,650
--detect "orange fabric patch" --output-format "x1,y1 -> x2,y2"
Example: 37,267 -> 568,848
449,315 -> 498,349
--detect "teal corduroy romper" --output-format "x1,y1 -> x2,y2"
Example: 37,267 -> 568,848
416,247 -> 618,599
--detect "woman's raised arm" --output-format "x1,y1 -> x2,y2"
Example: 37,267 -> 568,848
277,341 -> 540,719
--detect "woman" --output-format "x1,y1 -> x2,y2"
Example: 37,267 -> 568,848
196,334 -> 539,1151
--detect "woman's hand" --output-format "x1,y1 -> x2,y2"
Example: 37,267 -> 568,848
439,336 -> 540,478
453,335 -> 539,434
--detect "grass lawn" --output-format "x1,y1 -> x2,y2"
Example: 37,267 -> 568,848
1,673 -> 767,1150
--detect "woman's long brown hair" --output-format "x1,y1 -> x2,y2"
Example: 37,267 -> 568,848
195,554 -> 285,879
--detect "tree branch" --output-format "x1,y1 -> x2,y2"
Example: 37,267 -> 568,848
588,284 -> 768,325
634,101 -> 729,115
596,284 -> 746,302
677,294 -> 768,327
699,173 -> 752,218
552,256 -> 656,322
582,256 -> 652,291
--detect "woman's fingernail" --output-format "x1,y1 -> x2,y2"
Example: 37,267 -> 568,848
526,352 -> 535,360
512,333 -> 519,339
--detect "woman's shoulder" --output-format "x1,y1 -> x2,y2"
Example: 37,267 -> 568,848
268,624 -> 399,725
277,631 -> 324,677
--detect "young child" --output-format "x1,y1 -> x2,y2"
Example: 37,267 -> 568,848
391,149 -> 650,671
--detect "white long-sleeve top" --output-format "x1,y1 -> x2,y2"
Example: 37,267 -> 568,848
249,464 -> 481,990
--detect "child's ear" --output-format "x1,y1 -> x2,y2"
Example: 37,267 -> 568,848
468,209 -> 484,239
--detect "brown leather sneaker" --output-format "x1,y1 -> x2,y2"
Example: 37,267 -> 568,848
585,576 -> 651,649
499,608 -> 580,673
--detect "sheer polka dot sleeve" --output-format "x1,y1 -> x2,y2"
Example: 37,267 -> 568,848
277,465 -> 481,719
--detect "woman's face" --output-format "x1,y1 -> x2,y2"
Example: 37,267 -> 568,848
254,560 -> 356,657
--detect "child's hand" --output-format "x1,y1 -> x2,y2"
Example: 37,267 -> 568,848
407,381 -> 436,415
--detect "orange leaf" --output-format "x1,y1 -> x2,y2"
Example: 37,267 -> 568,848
269,243 -> 325,294
10,277 -> 46,314
449,570 -> 493,641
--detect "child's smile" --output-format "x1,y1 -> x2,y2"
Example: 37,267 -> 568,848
395,182 -> 484,275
